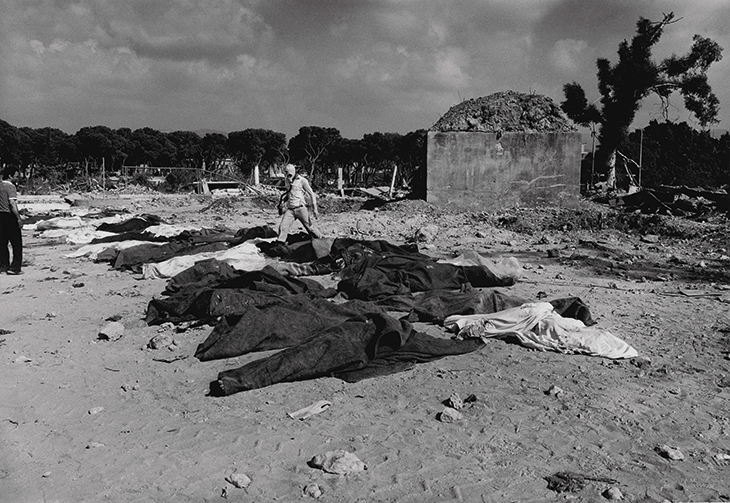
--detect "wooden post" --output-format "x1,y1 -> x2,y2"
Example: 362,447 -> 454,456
389,164 -> 398,198
338,167 -> 344,197
253,164 -> 260,186
102,158 -> 106,191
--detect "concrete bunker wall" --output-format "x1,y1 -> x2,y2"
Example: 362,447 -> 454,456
426,131 -> 582,211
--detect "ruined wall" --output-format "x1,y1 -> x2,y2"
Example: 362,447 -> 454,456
426,131 -> 582,211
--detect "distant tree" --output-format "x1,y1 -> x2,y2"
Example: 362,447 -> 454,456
18,127 -> 73,184
561,12 -> 723,187
128,127 -> 176,167
397,129 -> 427,196
226,128 -> 286,179
73,126 -> 129,178
200,133 -> 228,174
166,131 -> 203,169
621,120 -> 730,188
288,126 -> 342,186
0,119 -> 27,171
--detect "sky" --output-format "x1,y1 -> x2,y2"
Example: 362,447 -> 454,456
1,0 -> 729,140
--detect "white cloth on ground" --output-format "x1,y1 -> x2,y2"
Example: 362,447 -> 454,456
141,241 -> 266,279
444,302 -> 637,359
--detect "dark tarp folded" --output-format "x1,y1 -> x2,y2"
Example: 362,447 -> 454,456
377,288 -> 596,325
337,254 -> 515,300
112,241 -> 229,271
97,214 -> 163,233
212,311 -> 485,395
145,261 -> 336,324
195,298 -> 386,361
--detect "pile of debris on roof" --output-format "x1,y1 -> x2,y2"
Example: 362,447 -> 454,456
431,90 -> 578,134
607,185 -> 730,218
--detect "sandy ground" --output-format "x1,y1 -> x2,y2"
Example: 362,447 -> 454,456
1,193 -> 729,503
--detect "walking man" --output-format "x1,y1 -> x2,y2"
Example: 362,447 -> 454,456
277,164 -> 323,242
0,170 -> 23,275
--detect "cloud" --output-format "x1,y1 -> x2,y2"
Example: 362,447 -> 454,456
549,39 -> 589,74
1,0 -> 728,138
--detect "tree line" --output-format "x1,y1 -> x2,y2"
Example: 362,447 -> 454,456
0,119 -> 426,193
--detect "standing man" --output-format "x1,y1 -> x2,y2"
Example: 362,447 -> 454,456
0,170 -> 23,275
277,164 -> 323,243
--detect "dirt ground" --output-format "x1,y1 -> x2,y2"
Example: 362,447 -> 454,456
1,192 -> 729,503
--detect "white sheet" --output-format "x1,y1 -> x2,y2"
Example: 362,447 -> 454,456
444,302 -> 637,359
141,241 -> 266,279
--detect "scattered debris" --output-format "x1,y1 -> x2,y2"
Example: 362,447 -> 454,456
603,486 -> 624,500
88,406 -> 105,415
309,450 -> 366,475
225,472 -> 251,489
288,400 -> 332,420
445,392 -> 463,410
148,334 -> 173,350
546,385 -> 564,397
631,356 -> 652,369
655,444 -> 684,460
302,483 -> 323,499
438,407 -> 463,423
544,471 -> 618,493
85,442 -> 105,449
98,321 -> 125,341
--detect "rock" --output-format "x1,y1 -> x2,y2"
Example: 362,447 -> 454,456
631,356 -> 652,369
546,385 -> 564,397
157,322 -> 175,332
309,450 -> 366,475
98,321 -> 125,341
148,334 -> 173,350
602,486 -> 623,500
641,234 -> 660,243
225,472 -> 251,488
712,452 -> 730,464
86,442 -> 105,449
415,224 -> 439,243
446,392 -> 463,410
547,248 -> 561,258
302,483 -> 323,498
438,407 -> 463,423
88,406 -> 104,415
655,444 -> 684,460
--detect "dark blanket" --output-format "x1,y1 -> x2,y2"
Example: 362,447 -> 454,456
145,261 -> 336,324
112,241 -> 229,271
195,298 -> 388,361
337,254 -> 515,300
212,311 -> 485,395
97,214 -> 164,233
377,288 -> 596,325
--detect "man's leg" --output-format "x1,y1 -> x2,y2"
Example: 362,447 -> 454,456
7,216 -> 22,272
293,206 -> 322,239
0,214 -> 10,272
277,209 -> 296,242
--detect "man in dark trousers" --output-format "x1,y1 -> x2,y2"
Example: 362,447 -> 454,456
0,170 -> 23,275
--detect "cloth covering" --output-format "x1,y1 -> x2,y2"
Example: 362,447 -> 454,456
213,311 -> 485,395
337,253 -> 515,300
444,302 -> 637,359
141,241 -> 266,279
377,288 -> 595,325
145,261 -> 336,325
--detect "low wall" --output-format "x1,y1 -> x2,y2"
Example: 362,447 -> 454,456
426,131 -> 582,211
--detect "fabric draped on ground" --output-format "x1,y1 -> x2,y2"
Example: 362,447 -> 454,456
212,311 -> 485,395
337,253 -> 516,300
444,302 -> 637,359
145,260 -> 336,325
376,288 -> 595,325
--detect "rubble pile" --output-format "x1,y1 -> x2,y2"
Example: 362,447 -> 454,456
431,90 -> 578,134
